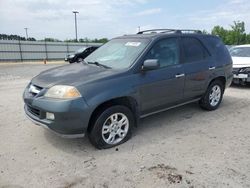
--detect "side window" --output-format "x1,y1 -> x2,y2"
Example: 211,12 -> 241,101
145,38 -> 179,68
182,37 -> 209,63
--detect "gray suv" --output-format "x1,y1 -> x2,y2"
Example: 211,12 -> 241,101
23,29 -> 233,149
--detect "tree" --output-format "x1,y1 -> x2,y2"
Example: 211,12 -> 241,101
0,34 -> 26,41
94,38 -> 108,43
65,38 -> 108,43
246,34 -> 250,44
27,37 -> 36,41
211,26 -> 229,43
79,37 -> 91,43
202,30 -> 209,34
229,21 -> 245,44
211,21 -> 250,45
42,38 -> 62,42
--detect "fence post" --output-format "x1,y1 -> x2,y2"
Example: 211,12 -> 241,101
18,40 -> 23,62
66,42 -> 69,54
44,41 -> 48,60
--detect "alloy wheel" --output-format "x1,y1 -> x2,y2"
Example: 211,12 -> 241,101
209,85 -> 221,107
101,113 -> 129,145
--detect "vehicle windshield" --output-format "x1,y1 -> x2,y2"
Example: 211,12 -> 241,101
76,47 -> 87,53
230,47 -> 250,57
85,38 -> 150,69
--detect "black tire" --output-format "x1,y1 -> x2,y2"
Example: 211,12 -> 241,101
88,105 -> 135,149
199,80 -> 224,111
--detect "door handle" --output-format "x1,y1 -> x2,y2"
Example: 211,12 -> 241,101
209,67 -> 215,70
175,73 -> 185,78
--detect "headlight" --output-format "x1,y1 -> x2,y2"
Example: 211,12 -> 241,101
45,85 -> 81,99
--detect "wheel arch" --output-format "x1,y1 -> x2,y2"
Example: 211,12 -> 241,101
87,96 -> 139,132
209,76 -> 226,92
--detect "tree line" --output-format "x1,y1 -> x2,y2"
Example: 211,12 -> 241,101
0,34 -> 36,41
211,21 -> 250,45
0,34 -> 108,43
1,21 -> 250,45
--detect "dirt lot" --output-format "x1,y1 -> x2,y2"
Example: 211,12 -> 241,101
0,63 -> 250,188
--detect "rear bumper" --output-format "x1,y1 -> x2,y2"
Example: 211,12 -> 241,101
65,57 -> 75,63
225,72 -> 233,88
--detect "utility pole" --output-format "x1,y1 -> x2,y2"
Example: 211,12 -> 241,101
72,11 -> 79,42
138,26 -> 141,33
24,28 -> 28,39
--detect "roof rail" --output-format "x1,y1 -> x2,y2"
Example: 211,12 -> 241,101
137,29 -> 202,34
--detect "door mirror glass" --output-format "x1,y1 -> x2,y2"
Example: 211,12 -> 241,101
142,59 -> 160,71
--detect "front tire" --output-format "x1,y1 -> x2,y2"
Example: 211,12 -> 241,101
199,80 -> 224,111
88,105 -> 134,149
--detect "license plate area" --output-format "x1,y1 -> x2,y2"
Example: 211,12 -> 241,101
233,74 -> 248,79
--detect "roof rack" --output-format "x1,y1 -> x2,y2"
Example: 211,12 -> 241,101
137,29 -> 202,34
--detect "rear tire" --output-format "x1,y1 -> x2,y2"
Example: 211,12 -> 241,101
88,105 -> 134,149
199,80 -> 224,111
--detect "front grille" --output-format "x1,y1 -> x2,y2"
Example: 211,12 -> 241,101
27,105 -> 40,117
233,68 -> 250,75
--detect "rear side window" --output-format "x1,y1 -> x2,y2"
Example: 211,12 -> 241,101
182,37 -> 209,63
204,36 -> 231,65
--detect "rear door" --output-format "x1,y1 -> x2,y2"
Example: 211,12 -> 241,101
180,37 -> 213,100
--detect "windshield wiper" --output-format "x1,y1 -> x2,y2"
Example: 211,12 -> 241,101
86,61 -> 111,69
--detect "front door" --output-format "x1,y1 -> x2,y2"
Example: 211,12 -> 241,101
137,37 -> 185,115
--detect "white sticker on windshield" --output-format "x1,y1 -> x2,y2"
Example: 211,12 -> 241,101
125,42 -> 141,47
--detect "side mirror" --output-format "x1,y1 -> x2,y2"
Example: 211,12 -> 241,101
142,59 -> 160,71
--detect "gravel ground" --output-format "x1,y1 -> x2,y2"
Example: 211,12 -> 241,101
0,63 -> 250,188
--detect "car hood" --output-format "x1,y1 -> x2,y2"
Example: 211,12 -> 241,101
31,63 -> 120,88
232,57 -> 250,68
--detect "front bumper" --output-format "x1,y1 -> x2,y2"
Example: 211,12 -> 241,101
24,91 -> 92,137
65,56 -> 75,63
24,107 -> 85,138
233,68 -> 250,83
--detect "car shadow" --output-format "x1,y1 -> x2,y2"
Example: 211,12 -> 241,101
136,102 -> 200,135
43,130 -> 97,155
43,101 -> 203,154
43,91 -> 244,154
230,83 -> 250,89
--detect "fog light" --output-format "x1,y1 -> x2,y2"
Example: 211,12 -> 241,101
46,112 -> 55,120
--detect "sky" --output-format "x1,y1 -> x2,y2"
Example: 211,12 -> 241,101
0,0 -> 250,40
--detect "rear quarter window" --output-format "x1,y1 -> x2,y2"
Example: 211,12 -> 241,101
204,36 -> 223,51
203,36 -> 231,65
